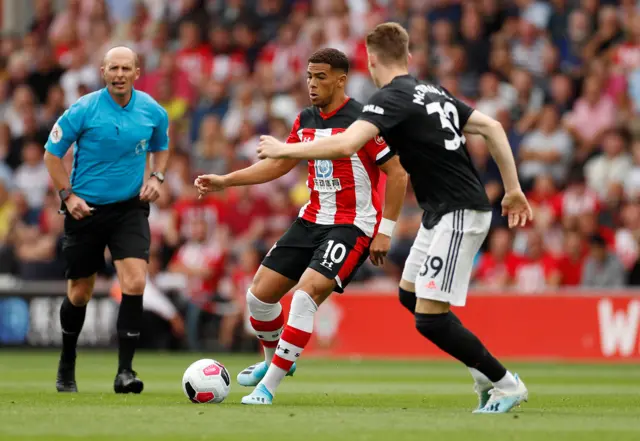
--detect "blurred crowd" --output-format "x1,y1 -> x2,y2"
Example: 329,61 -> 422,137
3,0 -> 640,349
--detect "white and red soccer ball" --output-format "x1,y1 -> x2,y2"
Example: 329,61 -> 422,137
182,359 -> 231,404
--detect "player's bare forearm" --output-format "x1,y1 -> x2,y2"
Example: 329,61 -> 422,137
379,157 -> 407,225
43,151 -> 71,191
263,121 -> 379,160
226,158 -> 298,186
463,110 -> 521,193
150,149 -> 170,174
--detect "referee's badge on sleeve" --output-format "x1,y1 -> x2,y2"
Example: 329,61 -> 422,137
50,123 -> 62,143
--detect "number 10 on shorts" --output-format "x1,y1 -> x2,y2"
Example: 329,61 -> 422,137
320,239 -> 347,270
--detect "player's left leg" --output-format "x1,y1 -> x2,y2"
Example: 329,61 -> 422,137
108,198 -> 152,394
399,223 -> 492,406
112,257 -> 147,393
412,210 -> 527,413
242,226 -> 370,405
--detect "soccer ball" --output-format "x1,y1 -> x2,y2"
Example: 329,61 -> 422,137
182,359 -> 231,403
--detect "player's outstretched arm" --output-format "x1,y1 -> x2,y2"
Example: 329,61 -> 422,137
195,158 -> 298,195
463,110 -> 533,228
370,156 -> 408,266
257,121 -> 379,160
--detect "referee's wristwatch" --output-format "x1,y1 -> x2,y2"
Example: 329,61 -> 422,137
150,172 -> 165,183
58,188 -> 73,201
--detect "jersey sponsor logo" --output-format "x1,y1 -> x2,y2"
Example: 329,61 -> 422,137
374,135 -> 385,146
49,123 -> 63,144
314,160 -> 342,192
412,84 -> 447,105
135,139 -> 148,155
363,104 -> 384,115
315,160 -> 333,179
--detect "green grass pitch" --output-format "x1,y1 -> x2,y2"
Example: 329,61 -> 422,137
1,351 -> 639,441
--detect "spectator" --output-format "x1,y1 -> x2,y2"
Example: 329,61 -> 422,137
175,20 -> 213,86
546,73 -> 575,116
511,19 -> 546,77
222,83 -> 267,141
190,79 -> 230,142
624,140 -> 640,201
615,202 -> 640,270
0,180 -> 16,247
475,72 -> 511,119
509,69 -> 544,133
7,111 -> 49,170
39,84 -> 66,129
460,9 -> 490,76
60,48 -> 99,107
5,85 -> 36,139
555,230 -> 587,286
14,142 -> 49,211
27,47 -> 65,105
168,215 -> 228,351
564,75 -> 616,162
557,9 -> 590,76
584,128 -> 633,200
509,230 -> 560,293
192,115 -> 231,177
519,105 -> 573,189
14,190 -> 65,280
155,76 -> 189,130
581,234 -> 625,288
474,227 -> 519,289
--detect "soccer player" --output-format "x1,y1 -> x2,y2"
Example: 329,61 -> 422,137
257,24 -> 532,413
44,46 -> 169,393
195,48 -> 407,405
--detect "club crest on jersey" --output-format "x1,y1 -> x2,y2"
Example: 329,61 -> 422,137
49,123 -> 62,144
314,160 -> 341,193
135,139 -> 148,155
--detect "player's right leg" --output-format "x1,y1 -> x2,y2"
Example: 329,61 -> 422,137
237,219 -> 315,387
57,275 -> 96,392
237,265 -> 298,386
57,211 -> 107,392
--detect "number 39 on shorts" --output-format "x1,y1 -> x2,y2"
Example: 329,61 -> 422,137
418,255 -> 443,279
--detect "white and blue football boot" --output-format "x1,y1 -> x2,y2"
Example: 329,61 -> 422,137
241,383 -> 273,405
474,382 -> 492,411
473,374 -> 528,414
237,361 -> 296,387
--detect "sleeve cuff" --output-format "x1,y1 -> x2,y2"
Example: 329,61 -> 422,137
375,146 -> 395,165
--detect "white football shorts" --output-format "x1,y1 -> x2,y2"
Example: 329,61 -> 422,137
401,209 -> 491,307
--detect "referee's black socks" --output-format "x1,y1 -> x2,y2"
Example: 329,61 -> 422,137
60,296 -> 87,363
415,312 -> 507,382
117,294 -> 143,373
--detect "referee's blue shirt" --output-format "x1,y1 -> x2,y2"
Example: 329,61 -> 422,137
45,87 -> 169,205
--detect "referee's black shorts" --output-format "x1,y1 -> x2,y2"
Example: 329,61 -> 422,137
62,196 -> 151,280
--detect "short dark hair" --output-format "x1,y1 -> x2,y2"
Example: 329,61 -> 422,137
589,234 -> 606,248
307,48 -> 349,73
365,22 -> 410,65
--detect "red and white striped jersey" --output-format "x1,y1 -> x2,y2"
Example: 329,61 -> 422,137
286,98 -> 395,237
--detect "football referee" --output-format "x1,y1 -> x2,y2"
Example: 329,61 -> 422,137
44,46 -> 170,393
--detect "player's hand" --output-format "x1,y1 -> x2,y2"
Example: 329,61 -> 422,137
65,194 -> 94,220
194,174 -> 228,197
140,177 -> 162,202
501,188 -> 533,228
257,136 -> 287,159
370,233 -> 392,266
